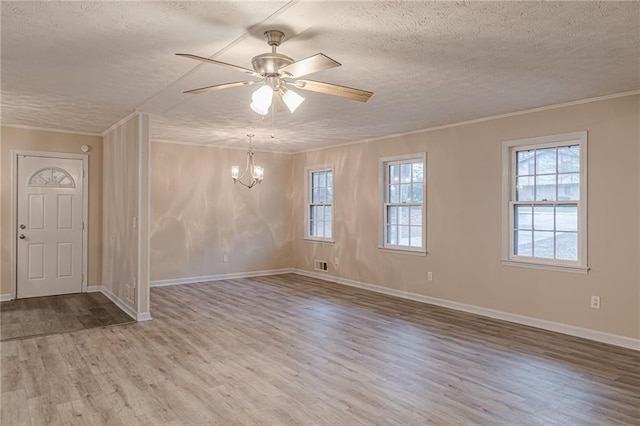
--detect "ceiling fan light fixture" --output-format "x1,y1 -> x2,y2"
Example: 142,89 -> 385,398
281,87 -> 305,113
250,101 -> 270,115
251,85 -> 273,115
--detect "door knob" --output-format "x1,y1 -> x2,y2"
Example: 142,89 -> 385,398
19,224 -> 26,229
19,234 -> 26,240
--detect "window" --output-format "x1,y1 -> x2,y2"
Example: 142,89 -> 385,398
305,166 -> 333,242
380,153 -> 426,253
28,167 -> 75,188
502,132 -> 587,273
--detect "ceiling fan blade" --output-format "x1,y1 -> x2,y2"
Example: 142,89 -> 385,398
184,81 -> 255,95
176,53 -> 258,76
292,79 -> 373,102
279,53 -> 341,78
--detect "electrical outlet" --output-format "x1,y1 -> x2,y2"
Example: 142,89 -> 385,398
427,272 -> 433,281
334,257 -> 339,266
223,254 -> 228,262
590,295 -> 600,309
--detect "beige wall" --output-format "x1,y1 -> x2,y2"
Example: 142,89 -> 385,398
102,115 -> 140,309
292,94 -> 640,339
150,142 -> 293,281
0,127 -> 103,295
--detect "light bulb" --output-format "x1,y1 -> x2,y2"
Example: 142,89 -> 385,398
253,166 -> 264,181
231,166 -> 239,180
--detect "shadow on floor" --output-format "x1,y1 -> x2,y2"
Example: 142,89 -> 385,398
0,292 -> 134,341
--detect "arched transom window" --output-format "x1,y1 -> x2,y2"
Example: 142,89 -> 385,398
28,167 -> 76,188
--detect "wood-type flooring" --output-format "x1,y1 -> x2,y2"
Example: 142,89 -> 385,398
1,273 -> 639,425
1,292 -> 134,341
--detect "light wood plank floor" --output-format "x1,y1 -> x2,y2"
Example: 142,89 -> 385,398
1,292 -> 134,341
2,273 -> 639,425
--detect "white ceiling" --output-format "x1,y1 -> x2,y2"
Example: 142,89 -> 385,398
2,1 -> 639,152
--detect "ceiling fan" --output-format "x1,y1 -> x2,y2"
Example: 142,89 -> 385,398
176,30 -> 373,115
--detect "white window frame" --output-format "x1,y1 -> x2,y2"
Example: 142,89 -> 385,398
304,165 -> 334,243
379,153 -> 427,255
501,131 -> 588,274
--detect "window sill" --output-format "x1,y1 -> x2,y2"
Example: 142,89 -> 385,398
501,259 -> 589,275
378,247 -> 427,256
303,238 -> 335,245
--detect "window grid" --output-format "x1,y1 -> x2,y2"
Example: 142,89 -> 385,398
308,169 -> 333,240
384,159 -> 424,249
510,143 -> 581,263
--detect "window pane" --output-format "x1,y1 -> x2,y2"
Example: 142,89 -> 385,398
399,206 -> 410,225
514,205 -> 532,230
389,165 -> 400,184
324,206 -> 332,222
556,232 -> 577,261
387,206 -> 398,225
310,206 -> 317,221
517,150 -> 535,176
318,172 -> 326,187
558,173 -> 580,200
387,225 -> 398,245
536,148 -> 556,175
412,162 -> 424,183
327,186 -> 333,203
324,222 -> 332,239
327,171 -> 333,188
316,206 -> 324,222
556,205 -> 577,232
315,221 -> 325,237
309,220 -> 315,236
318,188 -> 327,203
389,184 -> 399,203
533,231 -> 555,258
312,188 -> 319,203
410,226 -> 422,247
410,206 -> 422,226
400,184 -> 411,202
516,176 -> 535,201
312,172 -> 319,187
399,225 -> 410,246
558,145 -> 580,173
535,175 -> 557,201
401,163 -> 412,183
514,230 -> 532,256
533,206 -> 554,231
412,183 -> 424,203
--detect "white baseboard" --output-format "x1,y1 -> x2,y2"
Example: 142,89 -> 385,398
150,268 -> 293,287
0,293 -> 12,302
136,312 -> 152,321
292,269 -> 640,351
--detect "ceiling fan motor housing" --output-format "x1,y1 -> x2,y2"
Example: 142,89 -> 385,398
251,52 -> 294,76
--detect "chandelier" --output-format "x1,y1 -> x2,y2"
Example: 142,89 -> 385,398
232,134 -> 264,189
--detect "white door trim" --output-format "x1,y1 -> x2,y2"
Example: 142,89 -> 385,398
10,150 -> 89,300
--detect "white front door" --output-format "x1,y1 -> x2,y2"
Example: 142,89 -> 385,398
16,155 -> 84,298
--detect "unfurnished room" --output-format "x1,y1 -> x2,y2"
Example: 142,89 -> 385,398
0,1 -> 639,425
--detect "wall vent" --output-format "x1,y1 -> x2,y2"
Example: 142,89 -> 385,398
314,260 -> 328,272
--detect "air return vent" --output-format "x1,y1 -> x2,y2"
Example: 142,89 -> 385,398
314,260 -> 328,272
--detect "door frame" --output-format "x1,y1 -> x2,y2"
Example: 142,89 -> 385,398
10,150 -> 89,300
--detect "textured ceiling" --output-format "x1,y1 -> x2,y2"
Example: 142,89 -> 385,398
2,1 -> 639,152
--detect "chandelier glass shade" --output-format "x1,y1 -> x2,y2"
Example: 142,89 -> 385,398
232,134 -> 264,189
